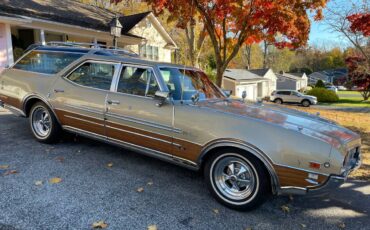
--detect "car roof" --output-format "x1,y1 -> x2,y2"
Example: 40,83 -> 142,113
32,45 -> 199,71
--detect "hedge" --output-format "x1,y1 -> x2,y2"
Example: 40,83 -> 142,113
307,88 -> 339,102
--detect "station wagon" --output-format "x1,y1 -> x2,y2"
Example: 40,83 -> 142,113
0,43 -> 361,210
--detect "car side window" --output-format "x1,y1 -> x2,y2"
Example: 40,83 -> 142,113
277,91 -> 290,95
117,66 -> 159,97
13,51 -> 83,74
66,62 -> 115,90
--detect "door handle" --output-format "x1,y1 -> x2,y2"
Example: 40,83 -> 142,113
54,89 -> 64,93
107,99 -> 120,105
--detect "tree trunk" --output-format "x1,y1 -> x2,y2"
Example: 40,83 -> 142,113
245,45 -> 251,69
263,40 -> 268,69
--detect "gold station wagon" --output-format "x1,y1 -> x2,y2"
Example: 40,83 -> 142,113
0,43 -> 362,210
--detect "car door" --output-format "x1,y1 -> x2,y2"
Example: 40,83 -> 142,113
49,60 -> 120,136
290,91 -> 302,103
105,64 -> 174,155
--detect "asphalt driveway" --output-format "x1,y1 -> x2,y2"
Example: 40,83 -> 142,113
1,108 -> 369,230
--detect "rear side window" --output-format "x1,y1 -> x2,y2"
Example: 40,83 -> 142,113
277,91 -> 291,95
13,51 -> 83,74
66,62 -> 116,90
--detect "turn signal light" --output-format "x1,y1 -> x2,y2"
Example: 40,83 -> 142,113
309,162 -> 321,169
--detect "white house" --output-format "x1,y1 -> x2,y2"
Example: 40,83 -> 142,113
0,0 -> 177,72
276,72 -> 308,91
222,68 -> 277,101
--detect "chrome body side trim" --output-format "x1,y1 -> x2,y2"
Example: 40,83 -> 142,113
274,163 -> 330,177
64,115 -> 104,126
62,125 -> 198,170
64,104 -> 104,115
199,139 -> 280,194
106,125 -> 172,145
106,112 -> 182,133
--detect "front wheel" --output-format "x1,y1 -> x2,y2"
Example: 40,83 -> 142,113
204,149 -> 270,211
29,102 -> 61,143
301,100 -> 311,107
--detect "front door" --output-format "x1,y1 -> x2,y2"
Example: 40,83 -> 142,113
105,64 -> 174,155
50,60 -> 120,136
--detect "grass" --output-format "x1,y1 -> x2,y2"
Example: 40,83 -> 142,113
286,105 -> 370,181
318,90 -> 370,107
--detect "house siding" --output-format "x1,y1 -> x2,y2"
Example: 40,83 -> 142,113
127,19 -> 172,63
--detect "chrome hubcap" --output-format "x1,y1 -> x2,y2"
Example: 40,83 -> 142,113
212,156 -> 256,201
32,107 -> 51,137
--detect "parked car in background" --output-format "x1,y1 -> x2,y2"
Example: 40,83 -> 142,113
0,43 -> 361,211
337,86 -> 347,91
325,85 -> 338,93
270,90 -> 317,107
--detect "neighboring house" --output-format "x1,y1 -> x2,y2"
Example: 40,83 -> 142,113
0,0 -> 177,71
222,68 -> 277,101
276,72 -> 308,91
308,68 -> 348,85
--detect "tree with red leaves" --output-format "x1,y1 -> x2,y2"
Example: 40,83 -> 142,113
345,56 -> 370,100
347,13 -> 370,37
112,0 -> 328,86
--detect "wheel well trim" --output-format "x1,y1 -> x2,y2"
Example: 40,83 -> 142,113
22,94 -> 61,124
301,99 -> 311,104
198,139 -> 280,194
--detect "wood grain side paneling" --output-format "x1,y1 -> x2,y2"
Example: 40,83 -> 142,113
106,121 -> 173,154
172,138 -> 203,162
54,109 -> 105,136
0,94 -> 22,109
274,165 -> 328,187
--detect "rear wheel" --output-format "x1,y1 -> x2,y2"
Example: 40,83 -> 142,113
29,102 -> 61,143
204,149 -> 270,211
301,100 -> 311,107
274,98 -> 283,104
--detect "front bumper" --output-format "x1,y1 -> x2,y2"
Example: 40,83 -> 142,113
280,149 -> 361,196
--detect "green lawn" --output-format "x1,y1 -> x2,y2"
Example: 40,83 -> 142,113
319,90 -> 370,107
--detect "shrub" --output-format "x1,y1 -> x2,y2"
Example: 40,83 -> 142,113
315,79 -> 326,88
307,88 -> 339,102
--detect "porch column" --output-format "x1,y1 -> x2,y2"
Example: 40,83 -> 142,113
0,23 -> 14,72
40,29 -> 46,45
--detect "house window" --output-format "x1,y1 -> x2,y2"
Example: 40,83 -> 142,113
139,44 -> 159,61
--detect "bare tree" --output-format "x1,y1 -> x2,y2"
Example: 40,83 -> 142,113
325,0 -> 369,64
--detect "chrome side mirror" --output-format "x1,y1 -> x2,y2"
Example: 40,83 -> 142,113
241,90 -> 247,102
222,89 -> 232,98
154,91 -> 169,107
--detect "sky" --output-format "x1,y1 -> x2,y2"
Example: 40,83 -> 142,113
308,0 -> 363,49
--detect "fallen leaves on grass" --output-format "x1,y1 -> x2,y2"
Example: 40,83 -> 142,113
49,177 -> 62,184
92,220 -> 108,229
281,205 -> 290,213
213,209 -> 219,214
147,225 -> 157,230
137,187 -> 144,193
107,163 -> 113,168
300,223 -> 307,228
35,180 -> 43,186
4,170 -> 18,176
0,165 -> 9,169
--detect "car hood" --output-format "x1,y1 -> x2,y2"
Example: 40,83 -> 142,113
194,99 -> 360,149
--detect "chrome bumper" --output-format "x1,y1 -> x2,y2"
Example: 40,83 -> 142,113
280,151 -> 361,196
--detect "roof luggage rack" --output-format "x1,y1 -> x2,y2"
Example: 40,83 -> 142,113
41,41 -> 140,57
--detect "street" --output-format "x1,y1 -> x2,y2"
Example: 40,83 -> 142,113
1,108 -> 369,230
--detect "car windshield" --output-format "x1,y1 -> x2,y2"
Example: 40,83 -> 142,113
159,67 -> 225,101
